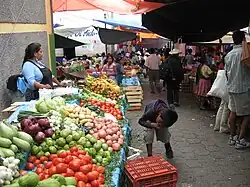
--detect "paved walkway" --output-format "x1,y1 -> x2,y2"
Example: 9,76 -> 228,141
126,81 -> 250,187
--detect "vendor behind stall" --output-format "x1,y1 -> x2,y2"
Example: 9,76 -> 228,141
20,43 -> 61,101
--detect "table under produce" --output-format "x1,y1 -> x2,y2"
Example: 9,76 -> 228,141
0,75 -> 131,187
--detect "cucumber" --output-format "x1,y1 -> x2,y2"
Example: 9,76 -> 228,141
17,132 -> 34,144
0,137 -> 12,148
12,137 -> 31,152
0,147 -> 15,157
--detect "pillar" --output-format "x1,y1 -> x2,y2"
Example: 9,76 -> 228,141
0,0 -> 56,116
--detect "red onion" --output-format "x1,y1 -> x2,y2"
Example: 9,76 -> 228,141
29,123 -> 42,136
35,132 -> 46,143
37,118 -> 50,129
44,128 -> 54,137
28,116 -> 37,123
20,119 -> 32,130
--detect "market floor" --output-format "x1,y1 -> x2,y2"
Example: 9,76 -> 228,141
126,80 -> 250,187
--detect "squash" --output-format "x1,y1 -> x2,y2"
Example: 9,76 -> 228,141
12,137 -> 31,152
36,178 -> 61,187
18,172 -> 39,187
17,132 -> 33,144
0,137 -> 12,148
0,122 -> 16,140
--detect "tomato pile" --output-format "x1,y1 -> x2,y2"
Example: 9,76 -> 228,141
26,146 -> 106,187
87,99 -> 123,120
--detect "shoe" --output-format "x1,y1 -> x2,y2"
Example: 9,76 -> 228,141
166,149 -> 174,159
228,135 -> 238,146
235,138 -> 250,149
174,102 -> 180,107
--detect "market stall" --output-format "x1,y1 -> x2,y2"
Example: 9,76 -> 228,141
0,75 -> 131,187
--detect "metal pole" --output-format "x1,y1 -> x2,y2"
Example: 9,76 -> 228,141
104,13 -> 108,55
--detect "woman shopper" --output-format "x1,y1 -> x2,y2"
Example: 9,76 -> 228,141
102,54 -> 117,82
21,43 -> 61,101
165,49 -> 184,106
195,53 -> 213,110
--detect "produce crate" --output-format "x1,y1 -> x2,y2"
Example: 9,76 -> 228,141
125,156 -> 177,187
125,86 -> 143,111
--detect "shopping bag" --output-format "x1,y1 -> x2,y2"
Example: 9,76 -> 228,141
241,40 -> 250,68
207,70 -> 229,102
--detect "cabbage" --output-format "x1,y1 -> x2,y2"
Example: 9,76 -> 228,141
45,99 -> 57,110
53,97 -> 65,106
36,100 -> 49,113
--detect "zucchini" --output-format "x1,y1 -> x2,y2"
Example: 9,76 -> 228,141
0,147 -> 15,157
17,132 -> 34,144
12,137 -> 31,152
10,144 -> 18,153
0,137 -> 12,148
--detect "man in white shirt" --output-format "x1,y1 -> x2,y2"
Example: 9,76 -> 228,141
145,48 -> 161,93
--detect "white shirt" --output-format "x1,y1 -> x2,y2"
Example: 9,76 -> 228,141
145,54 -> 161,70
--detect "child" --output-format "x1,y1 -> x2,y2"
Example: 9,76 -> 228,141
138,99 -> 178,159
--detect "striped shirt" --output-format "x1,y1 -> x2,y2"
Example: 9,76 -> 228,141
225,45 -> 250,93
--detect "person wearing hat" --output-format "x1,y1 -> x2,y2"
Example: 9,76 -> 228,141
163,48 -> 184,106
138,99 -> 178,158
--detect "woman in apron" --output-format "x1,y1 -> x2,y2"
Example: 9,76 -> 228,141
22,43 -> 61,101
102,54 -> 117,82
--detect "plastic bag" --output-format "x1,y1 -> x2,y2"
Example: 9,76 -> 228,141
207,70 -> 229,102
241,40 -> 250,68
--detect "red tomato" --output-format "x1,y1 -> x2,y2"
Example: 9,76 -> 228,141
61,173 -> 67,177
49,154 -> 58,160
38,173 -> 45,180
75,172 -> 88,183
65,168 -> 75,177
34,159 -> 41,166
56,163 -> 68,173
35,168 -> 44,175
77,181 -> 86,187
88,164 -> 93,171
59,151 -> 68,158
92,165 -> 98,171
96,166 -> 105,174
78,150 -> 86,155
86,183 -> 92,187
20,170 -> 27,176
72,152 -> 79,157
40,156 -> 48,162
43,169 -> 49,175
80,165 -> 91,174
37,164 -> 45,169
100,185 -> 106,187
69,160 -> 81,171
98,177 -> 105,184
25,163 -> 35,170
44,174 -> 49,179
91,180 -> 100,187
28,156 -> 37,163
52,158 -> 64,166
45,162 -> 53,169
64,155 -> 73,164
48,166 -> 57,176
84,155 -> 92,164
92,171 -> 99,179
87,172 -> 97,181
70,146 -> 78,153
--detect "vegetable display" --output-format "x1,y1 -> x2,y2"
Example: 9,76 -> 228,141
2,73 -> 130,187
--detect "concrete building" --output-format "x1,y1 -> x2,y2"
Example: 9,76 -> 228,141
0,0 -> 55,117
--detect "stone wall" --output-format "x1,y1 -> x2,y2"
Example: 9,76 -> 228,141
0,0 -> 53,118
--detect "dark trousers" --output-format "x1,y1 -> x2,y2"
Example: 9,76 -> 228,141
167,80 -> 180,104
148,69 -> 160,92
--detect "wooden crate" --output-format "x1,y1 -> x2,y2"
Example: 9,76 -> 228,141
2,105 -> 19,118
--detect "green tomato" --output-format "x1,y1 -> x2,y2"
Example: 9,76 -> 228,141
52,133 -> 57,140
98,149 -> 104,157
56,138 -> 66,147
42,144 -> 49,152
57,150 -> 64,155
95,155 -> 103,163
77,130 -> 85,137
49,146 -> 57,154
88,148 -> 96,156
102,158 -> 109,166
72,132 -> 81,141
99,139 -> 106,144
85,134 -> 92,141
64,144 -> 70,150
77,137 -> 86,146
84,141 -> 92,148
108,147 -> 113,153
92,159 -> 97,164
104,151 -> 111,157
102,143 -> 109,151
93,143 -> 102,151
31,145 -> 40,155
37,151 -> 45,158
84,148 -> 89,153
69,141 -> 76,148
90,137 -> 97,144
96,163 -> 101,166
60,129 -> 72,138
45,152 -> 50,157
77,145 -> 84,150
66,135 -> 73,143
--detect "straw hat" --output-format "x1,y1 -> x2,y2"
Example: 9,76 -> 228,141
169,48 -> 181,55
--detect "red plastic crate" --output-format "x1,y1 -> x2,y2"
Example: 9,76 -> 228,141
125,156 -> 178,187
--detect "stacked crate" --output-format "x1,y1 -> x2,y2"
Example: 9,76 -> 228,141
125,85 -> 143,111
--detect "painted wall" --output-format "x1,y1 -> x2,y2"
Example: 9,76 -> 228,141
0,0 -> 54,118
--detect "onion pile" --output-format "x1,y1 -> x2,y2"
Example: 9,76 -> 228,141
86,118 -> 124,151
20,117 -> 54,143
